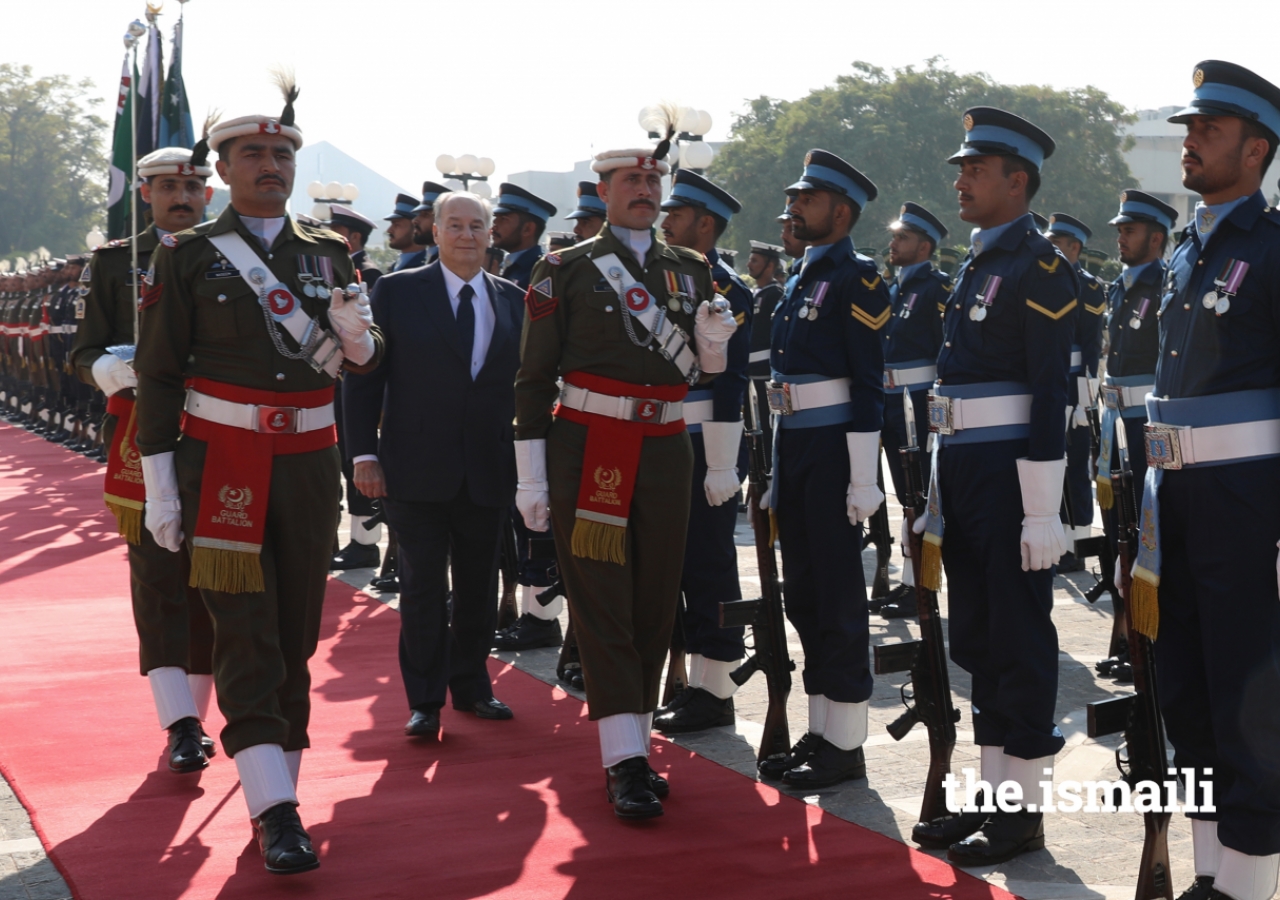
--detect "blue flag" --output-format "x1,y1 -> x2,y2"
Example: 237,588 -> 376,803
159,16 -> 193,149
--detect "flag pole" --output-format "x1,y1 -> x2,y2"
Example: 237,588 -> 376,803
126,20 -> 144,344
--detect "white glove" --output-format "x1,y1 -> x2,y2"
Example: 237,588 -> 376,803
845,431 -> 885,525
329,285 -> 375,366
90,352 -> 137,397
1016,457 -> 1070,571
693,299 -> 737,375
1072,406 -> 1089,428
141,451 -> 183,553
759,484 -> 771,510
701,420 -> 744,506
515,439 -> 550,532
900,513 -> 912,558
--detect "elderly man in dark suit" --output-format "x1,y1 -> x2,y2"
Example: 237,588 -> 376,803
344,191 -> 525,738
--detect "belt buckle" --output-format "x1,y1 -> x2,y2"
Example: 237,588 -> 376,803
1144,423 -> 1183,470
1100,384 -> 1122,411
927,394 -> 954,435
883,369 -> 897,391
766,381 -> 793,415
630,398 -> 666,423
255,405 -> 300,434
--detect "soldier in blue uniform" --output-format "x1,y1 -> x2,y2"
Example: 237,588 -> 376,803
1092,191 -> 1177,681
1129,61 -> 1280,900
759,150 -> 890,788
385,192 -> 425,273
409,181 -> 451,268
877,202 -> 950,619
491,183 -> 557,290
565,180 -> 607,243
1043,213 -> 1106,572
651,170 -> 752,733
910,108 -> 1078,865
747,240 -> 785,463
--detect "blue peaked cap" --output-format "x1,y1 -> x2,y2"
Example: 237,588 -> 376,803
492,182 -> 557,223
785,149 -> 877,209
1168,60 -> 1280,143
660,170 -> 741,222
947,107 -> 1056,171
1046,213 -> 1091,244
892,202 -> 947,245
411,181 -> 453,214
1109,190 -> 1178,231
565,181 -> 606,220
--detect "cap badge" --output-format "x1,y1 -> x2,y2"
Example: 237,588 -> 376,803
1193,68 -> 1205,88
963,114 -> 974,131
803,150 -> 814,166
1049,215 -> 1058,225
1122,191 -> 1130,203
261,120 -> 281,135
178,163 -> 194,176
900,205 -> 908,216
640,158 -> 655,170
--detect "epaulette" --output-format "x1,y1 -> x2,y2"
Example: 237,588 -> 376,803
543,237 -> 598,268
298,222 -> 348,245
1024,229 -> 1059,258
160,221 -> 217,252
1261,206 -> 1280,224
95,238 -> 131,252
668,244 -> 706,264
928,268 -> 953,290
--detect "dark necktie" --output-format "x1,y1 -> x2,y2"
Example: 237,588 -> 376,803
457,283 -> 476,362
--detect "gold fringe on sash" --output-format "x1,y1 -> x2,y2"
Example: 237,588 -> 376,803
571,518 -> 626,565
1095,476 -> 1114,511
920,534 -> 943,592
1128,572 -> 1160,640
190,546 -> 265,594
104,499 -> 143,545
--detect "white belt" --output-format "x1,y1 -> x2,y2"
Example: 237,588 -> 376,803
1069,350 -> 1083,369
683,398 -> 713,425
1144,418 -> 1280,470
883,364 -> 936,390
766,377 -> 850,415
558,383 -> 684,425
928,393 -> 1032,435
1101,384 -> 1152,411
184,389 -> 336,434
748,349 -> 770,363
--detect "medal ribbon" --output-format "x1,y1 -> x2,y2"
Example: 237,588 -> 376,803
1215,258 -> 1249,293
975,274 -> 1002,309
900,292 -> 918,319
664,270 -> 679,296
809,281 -> 830,308
1131,296 -> 1150,324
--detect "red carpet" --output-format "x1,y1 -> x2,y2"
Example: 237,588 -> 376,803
0,422 -> 1016,899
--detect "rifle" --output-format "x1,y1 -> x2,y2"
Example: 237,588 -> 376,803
1078,375 -> 1120,606
719,381 -> 794,773
1085,417 -> 1173,900
863,455 -> 893,600
556,604 -> 583,689
496,513 -> 519,631
661,606 -> 688,705
873,388 -> 961,841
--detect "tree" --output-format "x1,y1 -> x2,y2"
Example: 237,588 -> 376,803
0,65 -> 107,258
711,59 -> 1136,261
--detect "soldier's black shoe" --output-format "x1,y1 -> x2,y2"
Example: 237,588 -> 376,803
369,571 -> 399,592
947,809 -> 1045,866
166,717 -> 209,773
911,802 -> 990,849
1176,876 -> 1219,900
252,803 -> 320,874
557,663 -> 585,691
1110,660 -> 1134,683
1056,551 -> 1086,573
656,685 -> 696,715
881,592 -> 919,619
653,689 -> 734,734
869,583 -> 912,614
405,709 -> 440,738
330,540 -> 379,570
759,732 -> 823,781
782,741 -> 866,788
1095,648 -> 1130,676
648,765 -> 670,799
492,613 -> 562,650
605,757 -> 663,820
200,726 -> 217,759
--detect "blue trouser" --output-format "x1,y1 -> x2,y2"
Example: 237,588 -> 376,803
1062,420 -> 1093,529
775,423 -> 872,703
678,432 -> 748,662
939,439 -> 1065,760
1154,458 -> 1280,856
881,385 -> 931,504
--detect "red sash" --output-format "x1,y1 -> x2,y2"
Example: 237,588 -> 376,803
553,371 -> 687,565
180,377 -> 336,594
103,392 -> 145,545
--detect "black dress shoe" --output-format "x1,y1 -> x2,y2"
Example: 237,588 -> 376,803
782,740 -> 866,788
656,685 -> 696,715
606,757 -> 663,820
1095,648 -> 1130,677
1176,875 -> 1219,900
759,732 -> 823,781
1056,551 -> 1086,573
1110,660 -> 1134,683
948,809 -> 1045,866
405,709 -> 441,738
647,765 -> 670,799
881,593 -> 919,619
252,803 -> 320,874
166,717 -> 210,773
653,688 -> 734,734
369,571 -> 399,593
493,613 -> 562,651
870,583 -> 912,614
200,726 -> 217,759
455,698 -> 513,720
912,807 -> 990,849
557,662 -> 585,691
330,540 -> 380,571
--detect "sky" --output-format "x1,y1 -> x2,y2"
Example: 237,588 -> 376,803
11,0 -> 1280,198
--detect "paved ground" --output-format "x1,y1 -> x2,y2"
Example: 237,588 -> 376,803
0,458 -> 1254,899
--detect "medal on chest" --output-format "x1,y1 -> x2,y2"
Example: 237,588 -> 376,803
296,255 -> 335,298
1128,296 -> 1152,330
1201,258 -> 1249,315
899,292 -> 919,320
803,281 -> 830,320
970,274 -> 1002,322
663,271 -> 697,314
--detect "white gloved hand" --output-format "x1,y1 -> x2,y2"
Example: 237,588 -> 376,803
845,431 -> 885,525
900,513 -> 913,557
329,285 -> 375,365
140,451 -> 183,553
759,484 -> 771,510
1016,457 -> 1070,571
90,352 -> 137,397
515,439 -> 550,532
1072,406 -> 1089,428
701,420 -> 744,507
693,299 -> 737,375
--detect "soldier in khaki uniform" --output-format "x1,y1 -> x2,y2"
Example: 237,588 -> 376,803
513,116 -> 738,821
70,146 -> 218,775
135,79 -> 384,875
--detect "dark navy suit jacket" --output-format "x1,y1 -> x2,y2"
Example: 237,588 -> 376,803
343,261 -> 524,508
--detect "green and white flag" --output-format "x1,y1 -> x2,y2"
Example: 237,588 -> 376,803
106,54 -> 136,241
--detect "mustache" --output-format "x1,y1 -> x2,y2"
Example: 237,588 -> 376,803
628,199 -> 655,209
1183,150 -> 1203,165
168,204 -> 194,213
255,174 -> 286,186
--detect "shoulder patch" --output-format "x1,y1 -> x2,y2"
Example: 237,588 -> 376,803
524,286 -> 558,321
1026,297 -> 1077,320
851,303 -> 891,331
532,277 -> 554,298
160,233 -> 179,248
1038,257 -> 1062,274
1084,301 -> 1107,316
545,254 -> 561,266
861,275 -> 882,291
139,281 -> 164,310
101,238 -> 129,250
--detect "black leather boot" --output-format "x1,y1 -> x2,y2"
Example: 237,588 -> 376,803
782,740 -> 866,788
948,809 -> 1045,866
653,688 -> 734,734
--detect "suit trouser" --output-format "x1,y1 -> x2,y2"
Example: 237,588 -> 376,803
881,386 -> 932,504
678,431 -> 747,663
939,439 -> 1064,760
547,418 -> 692,720
1062,421 -> 1094,528
334,384 -> 376,519
384,486 -> 503,711
103,412 -> 214,677
1154,458 -> 1280,856
176,437 -> 339,757
775,423 -> 873,703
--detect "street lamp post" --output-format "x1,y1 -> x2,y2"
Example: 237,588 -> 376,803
434,155 -> 496,199
305,181 -> 360,222
639,105 -> 714,173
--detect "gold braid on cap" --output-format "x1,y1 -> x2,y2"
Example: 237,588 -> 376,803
270,66 -> 299,127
